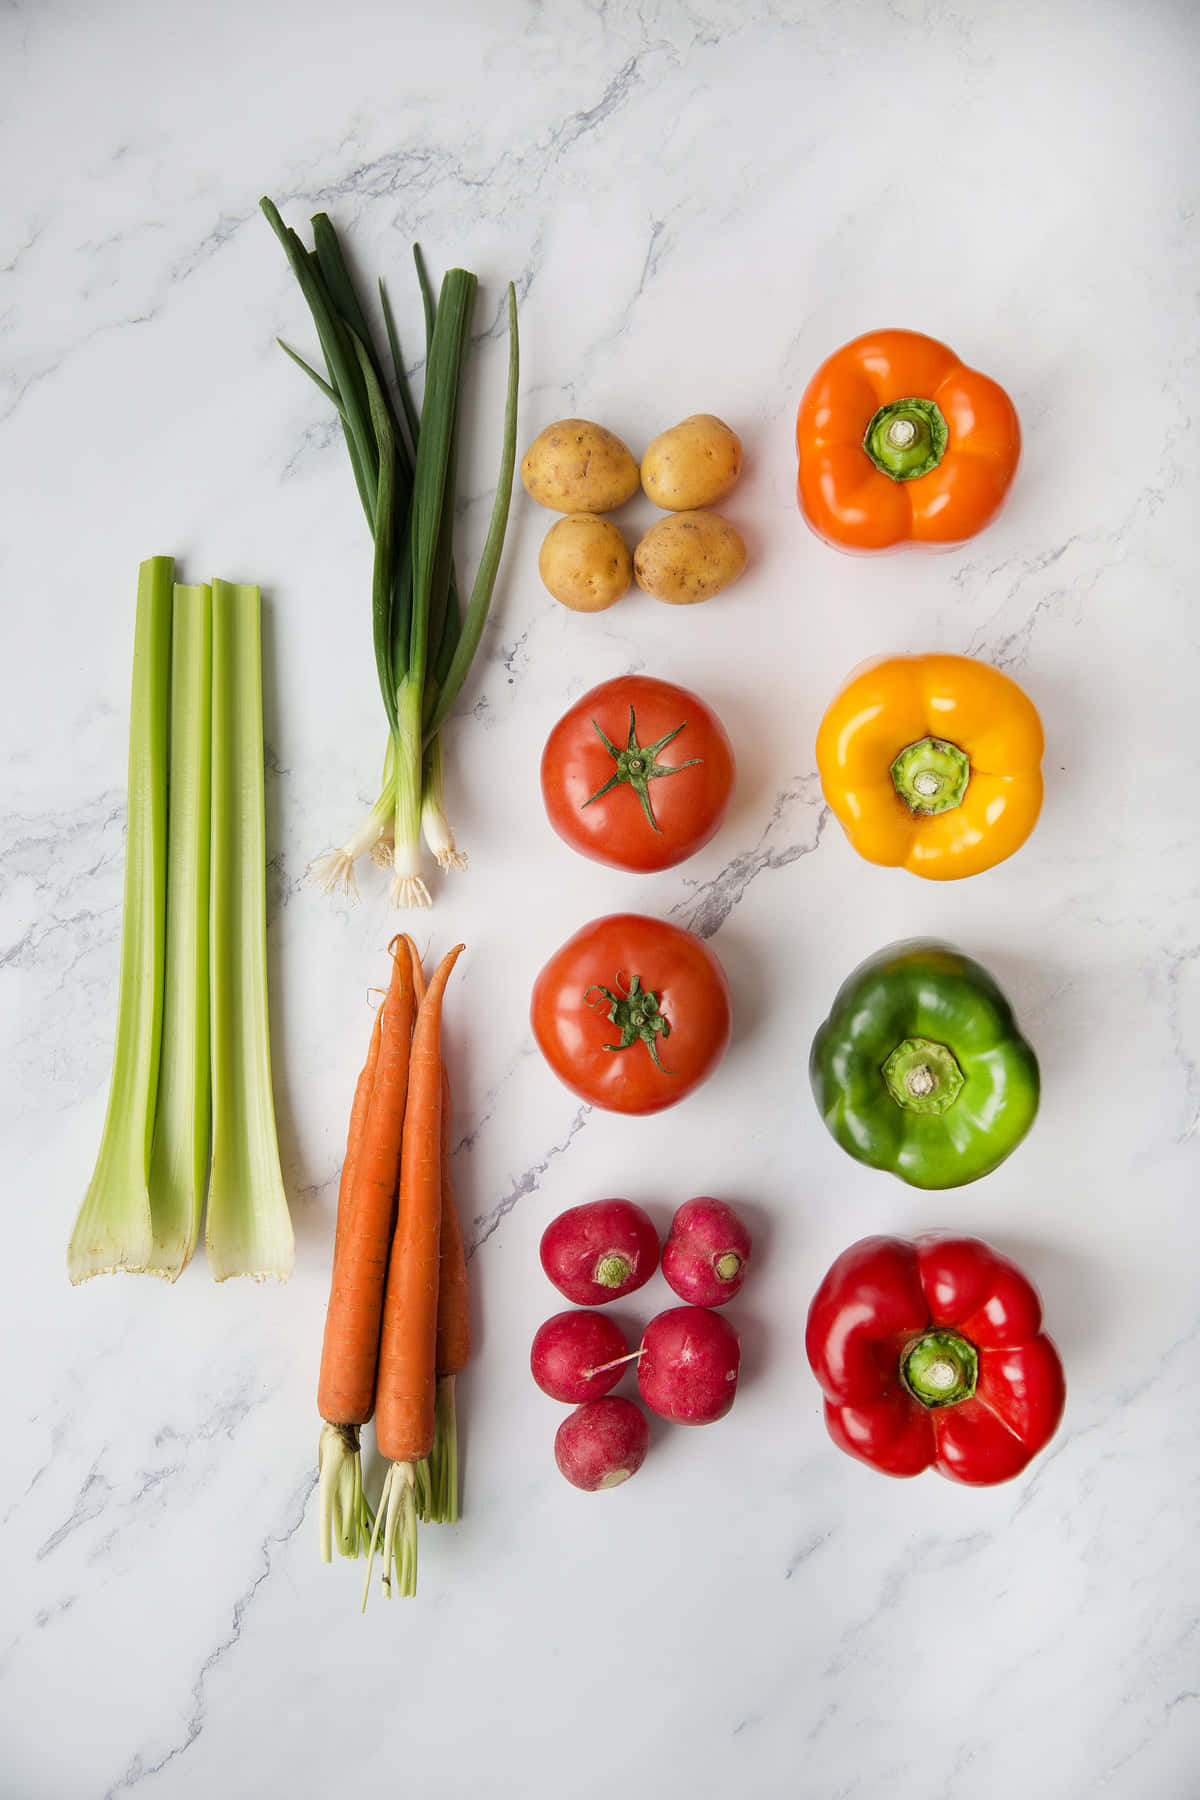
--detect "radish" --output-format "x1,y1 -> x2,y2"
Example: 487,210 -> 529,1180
637,1305 -> 740,1425
554,1397 -> 650,1490
540,1198 -> 659,1305
531,1310 -> 630,1404
661,1196 -> 751,1307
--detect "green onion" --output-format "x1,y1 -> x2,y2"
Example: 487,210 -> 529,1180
261,200 -> 519,906
206,582 -> 294,1282
147,583 -> 213,1279
68,557 -> 172,1283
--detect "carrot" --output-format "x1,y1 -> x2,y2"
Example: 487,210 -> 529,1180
332,996 -> 384,1274
420,1062 -> 471,1524
317,939 -> 415,1563
364,942 -> 464,1602
435,1064 -> 471,1375
400,934 -> 427,1007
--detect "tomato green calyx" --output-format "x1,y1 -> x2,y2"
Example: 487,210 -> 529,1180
863,397 -> 948,482
890,736 -> 970,815
901,1329 -> 978,1408
585,973 -> 673,1070
582,706 -> 702,834
882,1037 -> 965,1114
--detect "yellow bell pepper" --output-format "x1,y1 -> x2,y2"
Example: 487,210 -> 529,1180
815,654 -> 1043,880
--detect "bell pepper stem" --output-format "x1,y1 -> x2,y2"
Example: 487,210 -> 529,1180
882,1037 -> 965,1115
902,1329 -> 978,1408
891,737 -> 970,815
863,397 -> 948,481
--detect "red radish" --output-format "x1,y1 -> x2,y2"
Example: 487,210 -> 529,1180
531,1311 -> 630,1404
638,1306 -> 740,1425
554,1397 -> 650,1491
661,1196 -> 752,1307
540,1199 -> 659,1305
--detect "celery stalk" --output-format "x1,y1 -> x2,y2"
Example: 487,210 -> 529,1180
68,557 -> 173,1282
206,581 -> 294,1282
147,584 -> 213,1279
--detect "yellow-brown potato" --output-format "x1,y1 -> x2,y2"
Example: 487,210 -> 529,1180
521,419 -> 640,513
538,514 -> 633,612
640,414 -> 742,511
633,510 -> 747,605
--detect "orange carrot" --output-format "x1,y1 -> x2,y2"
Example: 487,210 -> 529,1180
435,1063 -> 471,1378
401,934 -> 427,1007
332,997 -> 384,1276
418,1061 -> 471,1524
318,937 -> 415,1428
365,942 -> 463,1600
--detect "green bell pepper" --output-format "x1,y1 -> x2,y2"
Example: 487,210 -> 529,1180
810,940 -> 1039,1189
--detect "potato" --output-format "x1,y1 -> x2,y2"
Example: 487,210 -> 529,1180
640,414 -> 742,511
633,510 -> 747,605
538,514 -> 633,612
521,419 -> 640,513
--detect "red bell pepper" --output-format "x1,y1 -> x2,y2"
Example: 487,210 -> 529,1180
805,1234 -> 1065,1486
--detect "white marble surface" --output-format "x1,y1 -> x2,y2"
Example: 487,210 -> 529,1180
3,1 -> 1199,1794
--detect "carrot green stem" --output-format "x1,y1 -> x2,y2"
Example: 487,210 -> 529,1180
418,1374 -> 460,1524
362,1460 -> 419,1605
318,1422 -> 374,1561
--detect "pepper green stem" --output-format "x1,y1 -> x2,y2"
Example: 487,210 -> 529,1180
882,1037 -> 965,1114
891,737 -> 970,815
863,396 -> 948,481
902,1329 -> 978,1408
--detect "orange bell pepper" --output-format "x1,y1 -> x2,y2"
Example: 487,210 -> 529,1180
796,329 -> 1020,554
816,654 -> 1043,880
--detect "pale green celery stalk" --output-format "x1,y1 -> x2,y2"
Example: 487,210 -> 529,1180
147,584 -> 213,1279
68,557 -> 173,1283
206,582 -> 294,1282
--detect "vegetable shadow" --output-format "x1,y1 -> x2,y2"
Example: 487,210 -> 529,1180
258,588 -> 325,1260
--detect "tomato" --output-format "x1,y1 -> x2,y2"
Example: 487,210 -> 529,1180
531,913 -> 733,1115
540,674 -> 735,872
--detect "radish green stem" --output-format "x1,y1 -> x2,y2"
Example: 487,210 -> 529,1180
68,557 -> 172,1282
147,583 -> 213,1279
206,582 -> 294,1282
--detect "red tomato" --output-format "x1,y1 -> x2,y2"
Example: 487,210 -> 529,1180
531,913 -> 732,1115
540,675 -> 735,872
